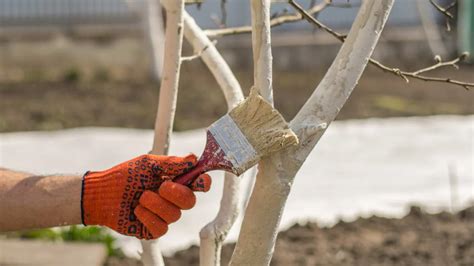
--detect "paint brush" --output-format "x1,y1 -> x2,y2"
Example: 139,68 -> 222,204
174,89 -> 299,186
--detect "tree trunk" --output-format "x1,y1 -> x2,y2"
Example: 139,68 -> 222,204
143,1 -> 185,265
143,0 -> 165,81
183,11 -> 245,266
230,1 -> 395,265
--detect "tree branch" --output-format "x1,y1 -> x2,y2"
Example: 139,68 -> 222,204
183,11 -> 245,266
289,0 -> 473,90
220,0 -> 228,27
144,1 -> 185,265
207,0 -> 473,90
369,54 -> 473,90
429,0 -> 457,31
204,1 -> 330,37
230,1 -> 395,265
445,0 -> 458,12
230,0 -> 276,264
288,0 -> 346,41
429,0 -> 455,19
183,12 -> 244,108
180,44 -> 210,62
143,0 -> 165,81
412,54 -> 464,75
151,0 -> 185,155
250,0 -> 274,103
416,0 -> 449,57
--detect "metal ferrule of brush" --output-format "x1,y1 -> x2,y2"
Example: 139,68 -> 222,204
208,114 -> 259,173
173,114 -> 259,186
173,90 -> 299,187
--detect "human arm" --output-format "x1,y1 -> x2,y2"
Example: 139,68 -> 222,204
0,154 -> 211,239
0,168 -> 82,231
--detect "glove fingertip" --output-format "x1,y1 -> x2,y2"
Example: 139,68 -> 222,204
190,174 -> 212,192
135,205 -> 168,239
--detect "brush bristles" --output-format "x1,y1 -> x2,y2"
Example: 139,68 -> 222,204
228,89 -> 299,156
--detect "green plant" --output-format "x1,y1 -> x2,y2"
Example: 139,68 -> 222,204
63,68 -> 81,83
17,226 -> 122,257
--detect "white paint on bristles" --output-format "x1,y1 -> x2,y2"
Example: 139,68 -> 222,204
209,115 -> 257,175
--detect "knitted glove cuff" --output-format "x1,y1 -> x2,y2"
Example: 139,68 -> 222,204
80,171 -> 89,225
81,169 -> 125,226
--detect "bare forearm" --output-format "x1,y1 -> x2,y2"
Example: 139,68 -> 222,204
0,169 -> 82,231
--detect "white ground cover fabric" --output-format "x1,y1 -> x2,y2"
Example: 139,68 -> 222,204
1,115 -> 472,256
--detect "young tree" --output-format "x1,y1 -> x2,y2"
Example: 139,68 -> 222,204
143,0 -> 185,265
143,0 -> 472,265
143,0 -> 165,82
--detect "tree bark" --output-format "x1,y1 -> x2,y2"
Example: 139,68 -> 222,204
143,0 -> 165,81
144,1 -> 185,265
151,0 -> 185,155
183,12 -> 245,266
183,13 -> 244,109
230,1 -> 395,265
250,0 -> 273,104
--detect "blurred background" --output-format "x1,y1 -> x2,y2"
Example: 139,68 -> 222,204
0,0 -> 473,265
0,0 -> 473,131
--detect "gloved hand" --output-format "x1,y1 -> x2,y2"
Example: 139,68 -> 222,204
81,154 -> 211,240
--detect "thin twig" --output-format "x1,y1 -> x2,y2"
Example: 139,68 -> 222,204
210,0 -> 228,28
181,53 -> 202,62
184,0 -> 203,4
220,0 -> 227,27
429,0 -> 457,31
205,0 -> 472,90
289,0 -> 473,90
429,0 -> 454,18
445,1 -> 458,11
288,0 -> 346,41
369,55 -> 473,90
205,0 -> 330,37
412,54 -> 463,75
181,43 -> 211,62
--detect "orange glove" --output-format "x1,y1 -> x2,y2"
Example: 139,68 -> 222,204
81,154 -> 211,240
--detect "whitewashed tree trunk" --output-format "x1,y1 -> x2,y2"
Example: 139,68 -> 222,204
141,241 -> 165,266
230,1 -> 395,265
144,1 -> 185,265
250,0 -> 273,104
151,0 -> 185,155
183,12 -> 245,266
143,0 -> 165,81
183,13 -> 244,109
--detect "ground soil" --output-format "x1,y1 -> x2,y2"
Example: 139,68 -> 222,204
1,63 -> 473,132
163,205 -> 474,266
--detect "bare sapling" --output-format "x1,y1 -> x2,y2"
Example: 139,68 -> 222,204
144,0 -> 185,265
230,1 -> 395,265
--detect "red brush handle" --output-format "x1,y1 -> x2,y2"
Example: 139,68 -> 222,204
173,131 -> 235,187
174,160 -> 208,186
